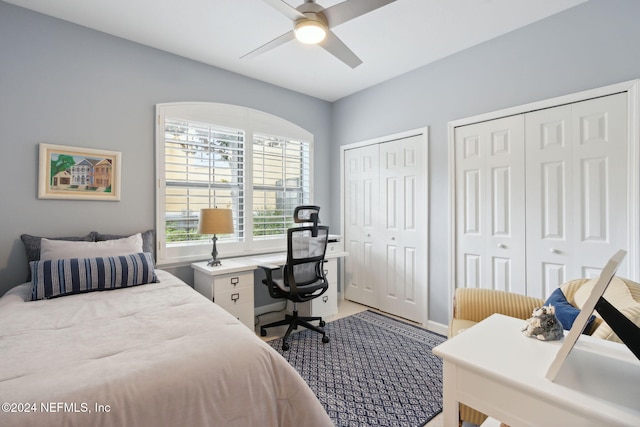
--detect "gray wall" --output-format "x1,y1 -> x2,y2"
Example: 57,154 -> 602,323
330,0 -> 640,324
0,1 -> 332,304
2,0 -> 640,325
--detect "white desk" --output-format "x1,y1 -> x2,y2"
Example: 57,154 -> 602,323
433,314 -> 640,427
191,248 -> 348,330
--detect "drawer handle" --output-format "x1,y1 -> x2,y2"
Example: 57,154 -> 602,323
231,293 -> 240,303
322,296 -> 328,303
230,277 -> 239,286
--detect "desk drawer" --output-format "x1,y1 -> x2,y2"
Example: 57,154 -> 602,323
223,301 -> 254,330
215,286 -> 254,309
215,272 -> 253,293
326,241 -> 344,254
193,268 -> 255,331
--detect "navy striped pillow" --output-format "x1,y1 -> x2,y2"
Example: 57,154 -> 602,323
30,252 -> 158,300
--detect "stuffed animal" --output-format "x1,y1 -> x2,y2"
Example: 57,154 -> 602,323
521,305 -> 564,341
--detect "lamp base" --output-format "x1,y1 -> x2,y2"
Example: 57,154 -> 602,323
207,258 -> 222,267
208,235 -> 222,267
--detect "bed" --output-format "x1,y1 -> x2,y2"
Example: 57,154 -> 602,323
0,233 -> 332,427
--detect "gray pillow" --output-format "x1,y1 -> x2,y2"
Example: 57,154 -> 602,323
21,232 -> 96,281
93,230 -> 155,255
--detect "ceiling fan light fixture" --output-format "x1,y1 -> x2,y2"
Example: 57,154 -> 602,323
294,19 -> 327,44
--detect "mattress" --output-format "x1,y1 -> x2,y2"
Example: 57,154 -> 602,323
0,270 -> 332,427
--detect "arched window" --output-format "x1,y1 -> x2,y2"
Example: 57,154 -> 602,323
155,103 -> 313,265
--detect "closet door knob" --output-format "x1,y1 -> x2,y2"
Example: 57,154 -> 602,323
550,248 -> 559,254
497,244 -> 506,249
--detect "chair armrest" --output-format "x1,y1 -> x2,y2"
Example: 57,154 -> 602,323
453,288 -> 545,323
257,263 -> 281,285
258,263 -> 280,271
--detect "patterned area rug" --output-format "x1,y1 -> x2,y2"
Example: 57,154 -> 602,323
268,310 -> 446,427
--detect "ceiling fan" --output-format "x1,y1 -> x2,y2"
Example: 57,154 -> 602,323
241,0 -> 397,68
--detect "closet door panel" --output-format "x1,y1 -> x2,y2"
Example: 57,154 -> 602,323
379,135 -> 425,322
572,93 -> 628,279
344,145 -> 380,307
456,128 -> 484,289
487,120 -> 526,293
455,115 -> 526,293
525,93 -> 628,297
525,105 -> 573,298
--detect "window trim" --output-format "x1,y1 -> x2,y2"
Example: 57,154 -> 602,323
155,102 -> 314,266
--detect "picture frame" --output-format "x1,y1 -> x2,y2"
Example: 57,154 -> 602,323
38,143 -> 122,201
546,249 -> 626,381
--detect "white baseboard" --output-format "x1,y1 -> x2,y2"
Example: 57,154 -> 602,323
426,320 -> 448,337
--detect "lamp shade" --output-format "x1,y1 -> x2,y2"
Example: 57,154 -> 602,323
198,208 -> 234,235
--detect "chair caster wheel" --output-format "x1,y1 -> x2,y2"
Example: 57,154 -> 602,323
260,328 -> 267,337
322,336 -> 329,344
319,320 -> 326,327
282,342 -> 290,351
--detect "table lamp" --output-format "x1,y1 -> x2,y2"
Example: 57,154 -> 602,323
198,208 -> 234,266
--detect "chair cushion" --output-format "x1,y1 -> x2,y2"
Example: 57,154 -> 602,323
570,276 -> 640,343
273,277 -> 326,295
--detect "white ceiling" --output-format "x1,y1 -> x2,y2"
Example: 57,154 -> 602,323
6,0 -> 587,101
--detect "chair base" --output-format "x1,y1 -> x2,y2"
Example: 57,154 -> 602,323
261,310 -> 329,351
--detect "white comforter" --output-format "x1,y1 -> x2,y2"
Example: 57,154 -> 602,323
0,270 -> 332,427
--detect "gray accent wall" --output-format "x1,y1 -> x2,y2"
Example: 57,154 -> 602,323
331,0 -> 640,324
2,0 -> 640,326
0,1 -> 331,302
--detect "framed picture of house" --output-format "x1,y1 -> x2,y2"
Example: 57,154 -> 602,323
38,143 -> 121,201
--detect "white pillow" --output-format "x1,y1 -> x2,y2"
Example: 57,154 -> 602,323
40,233 -> 143,260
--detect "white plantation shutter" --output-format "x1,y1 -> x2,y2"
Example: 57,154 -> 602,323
253,133 -> 310,240
156,103 -> 313,264
164,119 -> 245,244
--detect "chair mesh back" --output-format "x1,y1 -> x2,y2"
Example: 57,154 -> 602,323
289,227 -> 329,285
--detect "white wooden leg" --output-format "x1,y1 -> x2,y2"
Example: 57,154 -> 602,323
441,361 -> 459,426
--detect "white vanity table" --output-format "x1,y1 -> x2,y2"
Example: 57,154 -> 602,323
433,314 -> 640,427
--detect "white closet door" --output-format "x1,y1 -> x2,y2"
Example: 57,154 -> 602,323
525,93 -> 628,298
378,135 -> 426,322
525,104 -> 574,297
344,134 -> 427,323
455,115 -> 526,293
344,144 -> 380,307
571,94 -> 628,280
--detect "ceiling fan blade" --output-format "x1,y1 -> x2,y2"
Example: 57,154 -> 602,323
241,30 -> 295,60
323,0 -> 397,28
319,30 -> 362,68
262,0 -> 306,21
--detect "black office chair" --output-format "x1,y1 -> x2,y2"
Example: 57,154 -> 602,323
259,205 -> 330,351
